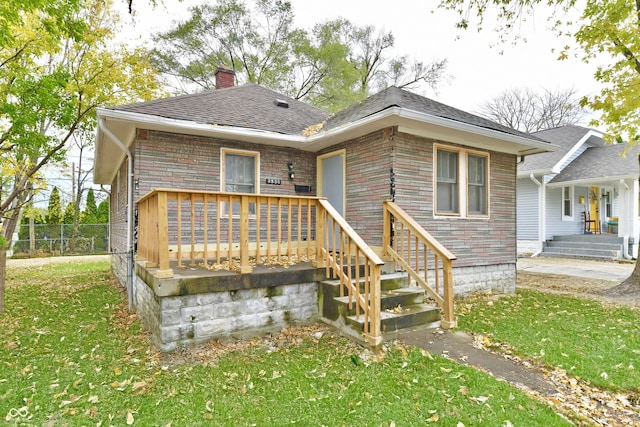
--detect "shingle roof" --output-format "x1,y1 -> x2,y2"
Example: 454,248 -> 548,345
323,86 -> 545,142
112,84 -> 331,136
549,143 -> 640,184
518,125 -> 602,173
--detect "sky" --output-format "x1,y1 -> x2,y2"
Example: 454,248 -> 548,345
118,0 -> 604,122
43,0 -> 604,208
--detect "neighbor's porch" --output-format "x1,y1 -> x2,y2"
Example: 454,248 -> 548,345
133,189 -> 456,349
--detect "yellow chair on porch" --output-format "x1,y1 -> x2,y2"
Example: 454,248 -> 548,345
607,217 -> 618,234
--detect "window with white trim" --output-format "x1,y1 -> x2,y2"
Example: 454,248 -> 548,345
436,149 -> 459,214
435,146 -> 489,217
467,153 -> 487,215
221,148 -> 259,215
562,186 -> 573,219
434,145 -> 489,217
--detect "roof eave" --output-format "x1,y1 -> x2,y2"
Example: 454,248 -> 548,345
307,107 -> 558,155
546,175 -> 638,188
94,105 -> 558,185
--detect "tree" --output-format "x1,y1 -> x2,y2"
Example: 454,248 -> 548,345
437,0 -> 640,289
83,189 -> 98,224
45,187 -> 63,226
0,0 -> 163,312
96,199 -> 109,224
478,87 -> 586,132
151,0 -> 447,111
63,200 -> 76,225
65,129 -> 96,252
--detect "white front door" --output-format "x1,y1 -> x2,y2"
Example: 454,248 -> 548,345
317,150 -> 345,250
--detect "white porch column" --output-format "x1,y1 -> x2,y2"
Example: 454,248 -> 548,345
631,179 -> 639,258
617,179 -> 638,258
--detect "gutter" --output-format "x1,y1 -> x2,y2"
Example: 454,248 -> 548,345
98,118 -> 135,309
97,106 -> 559,155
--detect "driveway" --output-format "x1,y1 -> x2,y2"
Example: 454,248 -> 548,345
517,256 -> 634,282
7,254 -> 110,268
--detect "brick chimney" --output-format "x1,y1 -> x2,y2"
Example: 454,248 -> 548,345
215,65 -> 235,89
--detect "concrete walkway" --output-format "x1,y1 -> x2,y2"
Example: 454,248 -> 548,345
398,256 -> 636,408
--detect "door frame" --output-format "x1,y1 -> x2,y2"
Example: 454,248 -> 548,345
317,149 -> 346,216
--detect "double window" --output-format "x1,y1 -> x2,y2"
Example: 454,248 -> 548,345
221,148 -> 259,215
435,146 -> 489,217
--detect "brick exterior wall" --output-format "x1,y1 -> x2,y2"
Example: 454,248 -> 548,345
109,160 -> 130,254
318,128 -> 517,269
109,129 -> 317,255
110,126 -> 517,295
318,129 -> 391,240
392,132 -> 517,268
133,130 -> 316,198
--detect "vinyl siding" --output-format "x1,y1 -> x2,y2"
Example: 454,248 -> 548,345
516,177 -> 539,240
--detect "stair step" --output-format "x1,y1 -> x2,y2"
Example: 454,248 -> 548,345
541,234 -> 625,261
551,234 -> 623,244
545,241 -> 621,251
346,303 -> 440,333
319,272 -> 441,343
539,250 -> 619,261
334,287 -> 425,315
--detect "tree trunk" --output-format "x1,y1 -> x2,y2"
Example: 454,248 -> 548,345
0,250 -> 5,313
0,189 -> 30,313
29,216 -> 35,256
607,153 -> 640,295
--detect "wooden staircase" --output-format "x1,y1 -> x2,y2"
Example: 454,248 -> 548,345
319,271 -> 441,344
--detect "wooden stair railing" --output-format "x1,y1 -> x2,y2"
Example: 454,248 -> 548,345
382,201 -> 457,328
316,199 -> 385,345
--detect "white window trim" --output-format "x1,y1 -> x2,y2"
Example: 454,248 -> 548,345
220,147 -> 260,194
220,147 -> 260,219
562,186 -> 574,221
466,151 -> 490,218
434,145 -> 490,219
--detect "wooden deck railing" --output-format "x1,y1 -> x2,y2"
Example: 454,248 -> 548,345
137,189 -> 319,276
382,200 -> 457,328
136,189 -> 384,344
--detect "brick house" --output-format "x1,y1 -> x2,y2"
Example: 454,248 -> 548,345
94,68 -> 554,350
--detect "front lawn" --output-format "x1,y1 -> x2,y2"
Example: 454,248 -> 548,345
458,289 -> 640,391
0,260 -> 569,426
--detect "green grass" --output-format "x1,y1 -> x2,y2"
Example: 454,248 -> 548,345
0,259 -> 570,426
458,289 -> 640,391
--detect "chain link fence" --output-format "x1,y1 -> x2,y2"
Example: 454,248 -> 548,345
11,223 -> 109,258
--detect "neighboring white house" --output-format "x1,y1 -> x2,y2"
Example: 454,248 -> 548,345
517,125 -> 640,259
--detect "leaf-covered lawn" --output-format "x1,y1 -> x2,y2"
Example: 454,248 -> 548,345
458,289 -> 640,391
0,260 -> 570,426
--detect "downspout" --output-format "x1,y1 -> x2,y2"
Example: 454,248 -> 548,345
98,118 -> 135,309
529,174 -> 543,257
620,179 -> 633,259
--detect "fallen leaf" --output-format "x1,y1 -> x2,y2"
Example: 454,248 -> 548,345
127,411 -> 134,425
132,381 -> 147,391
470,395 -> 489,404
